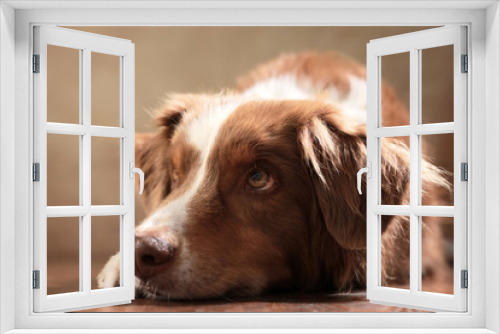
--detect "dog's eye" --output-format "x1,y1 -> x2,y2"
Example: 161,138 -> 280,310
247,169 -> 274,190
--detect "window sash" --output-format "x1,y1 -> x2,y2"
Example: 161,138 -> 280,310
32,26 -> 136,313
366,26 -> 468,312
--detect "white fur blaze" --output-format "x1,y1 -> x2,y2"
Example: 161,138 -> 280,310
242,74 -> 367,126
136,97 -> 244,247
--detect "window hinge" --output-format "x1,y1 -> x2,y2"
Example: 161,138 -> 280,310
33,163 -> 40,182
33,54 -> 40,73
461,54 -> 468,73
33,270 -> 40,289
461,162 -> 468,181
461,270 -> 468,289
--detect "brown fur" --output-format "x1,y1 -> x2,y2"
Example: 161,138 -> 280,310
102,51 -> 450,299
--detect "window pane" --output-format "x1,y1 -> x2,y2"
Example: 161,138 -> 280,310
421,45 -> 454,124
47,45 -> 80,124
381,215 -> 410,290
381,52 -> 410,127
91,137 -> 121,205
47,217 -> 80,295
381,137 -> 410,205
421,216 -> 454,294
421,133 -> 454,206
47,134 -> 80,206
92,216 -> 121,290
92,52 -> 121,127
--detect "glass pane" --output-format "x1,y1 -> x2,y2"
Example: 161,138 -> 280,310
92,52 -> 121,127
381,137 -> 410,205
91,137 -> 121,205
421,216 -> 454,294
421,133 -> 454,206
47,134 -> 80,206
381,52 -> 410,127
381,215 -> 410,290
92,216 -> 121,290
421,45 -> 454,124
47,45 -> 80,124
47,217 -> 80,295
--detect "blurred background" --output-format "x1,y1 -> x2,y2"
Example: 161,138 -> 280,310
46,26 -> 454,298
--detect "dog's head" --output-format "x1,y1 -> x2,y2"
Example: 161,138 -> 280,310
133,93 -> 445,299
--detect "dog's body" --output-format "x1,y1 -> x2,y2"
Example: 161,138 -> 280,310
98,51 -> 450,300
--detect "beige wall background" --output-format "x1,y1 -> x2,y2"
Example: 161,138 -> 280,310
46,26 -> 454,293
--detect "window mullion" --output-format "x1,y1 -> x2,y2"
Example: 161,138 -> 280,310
409,47 -> 421,295
81,47 -> 92,294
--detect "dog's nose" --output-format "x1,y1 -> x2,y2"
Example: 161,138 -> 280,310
135,235 -> 175,279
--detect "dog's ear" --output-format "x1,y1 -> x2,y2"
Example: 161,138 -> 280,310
135,95 -> 191,211
134,133 -> 156,206
154,94 -> 189,140
299,109 -> 447,250
135,133 -> 155,164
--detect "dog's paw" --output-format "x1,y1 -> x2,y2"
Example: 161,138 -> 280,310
97,253 -> 121,288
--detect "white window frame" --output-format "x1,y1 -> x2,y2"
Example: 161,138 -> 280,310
33,26 -> 136,313
366,26 -> 468,312
0,1 -> 499,333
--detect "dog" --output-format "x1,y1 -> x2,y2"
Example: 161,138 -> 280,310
97,51 -> 450,300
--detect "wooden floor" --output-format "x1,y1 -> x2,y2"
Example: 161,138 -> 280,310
45,261 -> 451,313
78,291 -> 425,313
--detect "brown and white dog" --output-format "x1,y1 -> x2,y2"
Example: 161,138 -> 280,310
97,51 -> 450,300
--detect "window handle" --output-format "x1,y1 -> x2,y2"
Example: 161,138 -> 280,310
357,162 -> 372,195
129,162 -> 145,195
